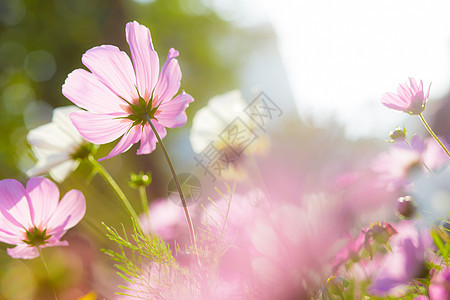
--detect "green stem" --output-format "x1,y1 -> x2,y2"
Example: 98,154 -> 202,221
144,116 -> 198,252
419,113 -> 450,159
87,155 -> 140,223
139,185 -> 150,225
38,247 -> 57,300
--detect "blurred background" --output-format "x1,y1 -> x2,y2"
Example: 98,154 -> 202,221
2,0 -> 450,298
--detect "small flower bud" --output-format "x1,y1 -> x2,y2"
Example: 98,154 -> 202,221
129,171 -> 152,189
368,222 -> 397,245
326,276 -> 347,296
388,126 -> 407,142
397,196 -> 416,219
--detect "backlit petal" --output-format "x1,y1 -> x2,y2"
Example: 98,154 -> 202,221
157,92 -> 193,128
82,45 -> 137,102
49,160 -> 80,183
0,179 -> 33,229
100,126 -> 142,160
126,21 -> 159,98
70,111 -> 130,144
63,69 -> 125,113
153,48 -> 181,104
136,121 -> 167,155
46,189 -> 86,231
7,244 -> 39,259
26,177 -> 59,227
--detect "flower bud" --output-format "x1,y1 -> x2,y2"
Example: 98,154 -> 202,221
129,171 -> 152,189
388,126 -> 407,142
397,196 -> 416,219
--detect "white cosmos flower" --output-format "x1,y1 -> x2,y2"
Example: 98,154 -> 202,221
190,90 -> 268,155
27,106 -> 92,182
190,90 -> 249,153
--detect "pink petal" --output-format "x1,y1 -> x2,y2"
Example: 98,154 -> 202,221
425,82 -> 432,100
7,244 -> 39,259
82,45 -> 137,102
153,48 -> 181,105
46,189 -> 86,231
397,83 -> 412,100
0,203 -> 25,243
70,111 -> 130,144
157,92 -> 193,128
100,126 -> 142,160
63,69 -> 126,113
409,135 -> 425,153
0,179 -> 33,229
42,239 -> 69,248
408,77 -> 420,93
381,92 -> 404,105
126,21 -> 159,99
26,177 -> 59,228
0,228 -> 22,244
136,121 -> 167,155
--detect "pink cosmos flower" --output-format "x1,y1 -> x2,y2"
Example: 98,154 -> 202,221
372,135 -> 448,189
0,177 -> 86,259
429,267 -> 450,300
62,21 -> 193,160
368,221 -> 432,296
381,77 -> 430,115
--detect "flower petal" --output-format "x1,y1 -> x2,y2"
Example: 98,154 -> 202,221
51,106 -> 85,143
136,121 -> 167,155
26,178 -> 60,228
157,92 -> 193,128
70,111 -> 130,144
0,179 -> 33,229
7,244 -> 39,259
126,21 -> 159,99
42,239 -> 69,248
153,48 -> 181,104
28,123 -> 79,155
100,126 -> 142,160
63,69 -> 126,114
82,45 -> 137,102
46,189 -> 86,231
27,154 -> 72,179
49,160 -> 80,183
0,228 -> 22,244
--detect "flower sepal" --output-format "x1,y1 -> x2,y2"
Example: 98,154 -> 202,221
23,227 -> 51,247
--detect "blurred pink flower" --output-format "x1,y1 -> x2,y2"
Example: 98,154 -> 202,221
372,135 -> 448,189
63,21 -> 193,160
368,221 -> 432,296
0,177 -> 86,259
331,231 -> 365,272
248,197 -> 350,298
140,198 -> 187,242
429,267 -> 450,300
117,260 -> 248,300
381,77 -> 430,115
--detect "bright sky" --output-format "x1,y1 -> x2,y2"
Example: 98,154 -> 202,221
208,0 -> 450,139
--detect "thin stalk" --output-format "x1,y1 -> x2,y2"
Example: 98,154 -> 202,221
144,116 -> 198,252
139,185 -> 150,224
38,247 -> 57,300
405,141 -> 436,177
419,113 -> 450,159
87,155 -> 140,223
